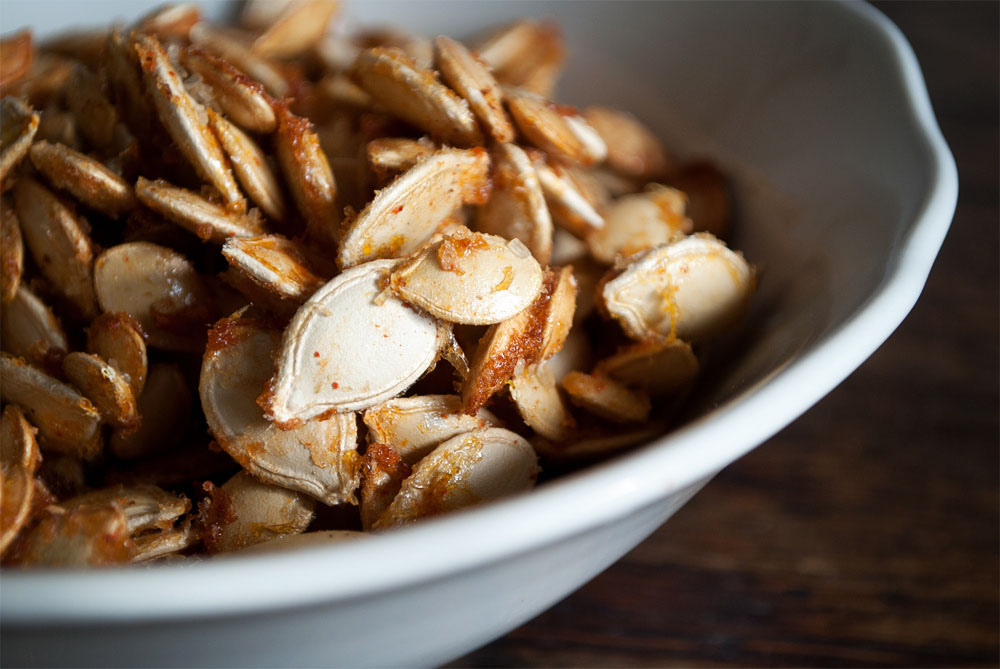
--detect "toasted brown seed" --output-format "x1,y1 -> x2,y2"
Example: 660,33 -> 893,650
63,64 -> 119,151
586,185 -> 691,264
133,34 -> 244,207
359,442 -> 410,530
0,284 -> 68,366
29,140 -> 137,218
533,159 -> 605,237
206,471 -> 315,553
434,35 -> 514,143
0,96 -> 39,183
476,20 -> 564,97
340,147 -> 490,268
208,110 -> 287,223
188,23 -> 290,98
1,404 -> 41,555
181,48 -> 276,134
316,73 -> 374,110
62,352 -> 139,431
363,394 -> 501,466
109,362 -> 191,460
509,364 -> 575,442
66,484 -> 190,535
0,352 -> 102,459
474,142 -> 552,264
11,176 -> 98,319
221,234 -> 326,307
1,199 -> 23,303
0,31 -> 33,92
135,177 -> 266,244
87,312 -> 148,398
505,86 -> 606,167
273,103 -> 339,248
373,427 -> 538,529
595,339 -> 699,398
668,161 -> 732,240
105,30 -> 155,142
41,28 -> 108,69
5,54 -> 72,109
561,371 -> 651,423
538,265 -> 577,362
93,241 -> 215,352
133,3 -> 201,40
583,106 -> 673,180
353,47 -> 484,147
461,268 -> 556,414
365,137 -> 437,183
249,0 -> 340,59
4,501 -> 135,567
132,519 -> 199,562
36,108 -> 81,149
532,421 -> 666,464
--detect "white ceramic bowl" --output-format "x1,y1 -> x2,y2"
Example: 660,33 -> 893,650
0,2 -> 956,666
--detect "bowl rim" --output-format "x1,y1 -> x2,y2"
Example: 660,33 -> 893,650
0,0 -> 958,624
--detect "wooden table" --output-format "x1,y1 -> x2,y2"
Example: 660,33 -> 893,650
453,2 -> 999,666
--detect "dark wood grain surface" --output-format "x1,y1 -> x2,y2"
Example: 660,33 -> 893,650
452,2 -> 1000,667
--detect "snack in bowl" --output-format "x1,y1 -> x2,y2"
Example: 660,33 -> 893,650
0,0 -> 754,566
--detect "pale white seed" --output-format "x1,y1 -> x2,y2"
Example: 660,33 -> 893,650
390,229 -> 543,326
265,259 -> 448,426
365,136 -> 437,183
200,314 -> 361,505
601,234 -> 754,342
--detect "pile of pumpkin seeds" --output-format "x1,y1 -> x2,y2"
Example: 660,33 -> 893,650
0,1 -> 753,567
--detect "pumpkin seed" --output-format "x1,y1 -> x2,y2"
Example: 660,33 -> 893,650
200,313 -> 361,505
0,96 -> 39,183
264,259 -> 448,426
586,185 -> 691,264
390,229 -> 543,326
134,177 -> 266,244
62,351 -> 140,431
29,140 -> 137,218
561,371 -> 651,424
